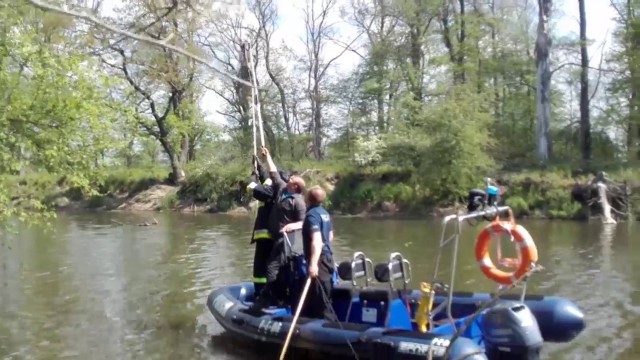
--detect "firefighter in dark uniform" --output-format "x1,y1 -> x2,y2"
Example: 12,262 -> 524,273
250,147 -> 306,310
246,157 -> 293,296
246,156 -> 275,296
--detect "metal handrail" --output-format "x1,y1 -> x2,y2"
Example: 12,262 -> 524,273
388,252 -> 412,291
351,252 -> 373,287
428,206 -> 513,330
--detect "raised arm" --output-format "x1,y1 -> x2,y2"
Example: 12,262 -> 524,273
255,157 -> 271,185
261,146 -> 286,193
251,183 -> 275,203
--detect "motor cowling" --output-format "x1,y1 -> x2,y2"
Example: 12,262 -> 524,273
467,189 -> 487,213
481,301 -> 543,360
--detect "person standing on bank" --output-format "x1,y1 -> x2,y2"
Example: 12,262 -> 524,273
251,146 -> 307,310
301,185 -> 336,320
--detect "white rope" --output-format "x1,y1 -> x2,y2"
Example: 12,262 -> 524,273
250,54 -> 257,158
245,42 -> 265,148
242,43 -> 258,158
252,118 -> 257,158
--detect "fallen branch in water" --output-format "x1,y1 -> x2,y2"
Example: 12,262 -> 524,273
137,217 -> 159,226
111,217 -> 159,226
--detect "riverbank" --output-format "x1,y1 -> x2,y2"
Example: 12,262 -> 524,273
7,164 -> 640,221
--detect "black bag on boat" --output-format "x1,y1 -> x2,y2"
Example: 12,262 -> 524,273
273,232 -> 308,310
277,230 -> 338,312
285,252 -> 308,312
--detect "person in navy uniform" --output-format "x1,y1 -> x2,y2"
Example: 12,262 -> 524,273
301,185 -> 336,320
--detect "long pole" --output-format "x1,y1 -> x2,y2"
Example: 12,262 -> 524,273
245,44 -> 257,158
246,42 -> 265,147
278,277 -> 312,360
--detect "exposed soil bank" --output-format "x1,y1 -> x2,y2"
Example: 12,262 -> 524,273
50,168 -> 639,221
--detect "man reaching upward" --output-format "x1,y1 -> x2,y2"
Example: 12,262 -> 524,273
251,146 -> 306,310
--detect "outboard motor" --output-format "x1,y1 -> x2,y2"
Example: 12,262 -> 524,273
481,301 -> 543,360
467,189 -> 487,213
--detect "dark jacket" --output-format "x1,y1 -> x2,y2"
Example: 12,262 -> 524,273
267,171 -> 306,239
247,165 -> 275,243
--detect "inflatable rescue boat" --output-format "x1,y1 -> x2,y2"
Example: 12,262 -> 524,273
206,206 -> 586,359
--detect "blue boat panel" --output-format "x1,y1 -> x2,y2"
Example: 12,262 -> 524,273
431,314 -> 485,346
347,298 -> 363,323
207,281 -> 585,360
330,286 -> 355,322
298,320 -> 367,344
358,288 -> 393,327
387,299 -> 413,330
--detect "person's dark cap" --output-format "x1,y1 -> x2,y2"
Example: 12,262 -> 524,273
279,170 -> 291,183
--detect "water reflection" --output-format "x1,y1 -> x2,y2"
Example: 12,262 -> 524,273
0,213 -> 638,359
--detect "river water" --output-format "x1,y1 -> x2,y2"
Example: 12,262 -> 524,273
0,212 -> 638,360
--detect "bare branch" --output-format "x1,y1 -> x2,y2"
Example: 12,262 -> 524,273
551,62 -> 623,76
25,0 -> 255,88
319,31 -> 365,80
589,31 -> 609,103
328,35 -> 365,60
609,0 -> 626,23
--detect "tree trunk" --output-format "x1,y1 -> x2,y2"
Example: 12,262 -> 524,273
578,0 -> 592,162
188,134 -> 197,162
263,39 -> 294,158
238,43 -> 253,154
376,91 -> 385,132
159,137 -> 184,184
126,139 -> 134,167
626,0 -> 640,160
535,0 -> 553,163
491,0 -> 500,121
180,135 -> 190,164
409,22 -> 423,99
311,83 -> 324,160
441,0 -> 465,85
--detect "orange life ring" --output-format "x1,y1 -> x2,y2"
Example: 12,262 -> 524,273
474,221 -> 538,286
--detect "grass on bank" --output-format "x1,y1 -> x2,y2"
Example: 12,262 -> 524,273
3,160 -> 640,219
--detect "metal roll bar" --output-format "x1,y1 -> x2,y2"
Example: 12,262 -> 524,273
428,205 -> 521,330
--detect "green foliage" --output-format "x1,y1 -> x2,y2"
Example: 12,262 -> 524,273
95,167 -> 167,195
3,0 -> 639,224
384,86 -> 495,204
161,191 -> 180,210
352,135 -> 386,168
501,170 -> 583,219
505,196 -> 530,217
177,162 -> 246,212
330,168 -> 418,213
86,195 -> 107,209
0,5 -> 123,225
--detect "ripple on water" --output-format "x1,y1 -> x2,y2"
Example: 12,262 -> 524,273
3,214 -> 639,360
542,242 -> 639,360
